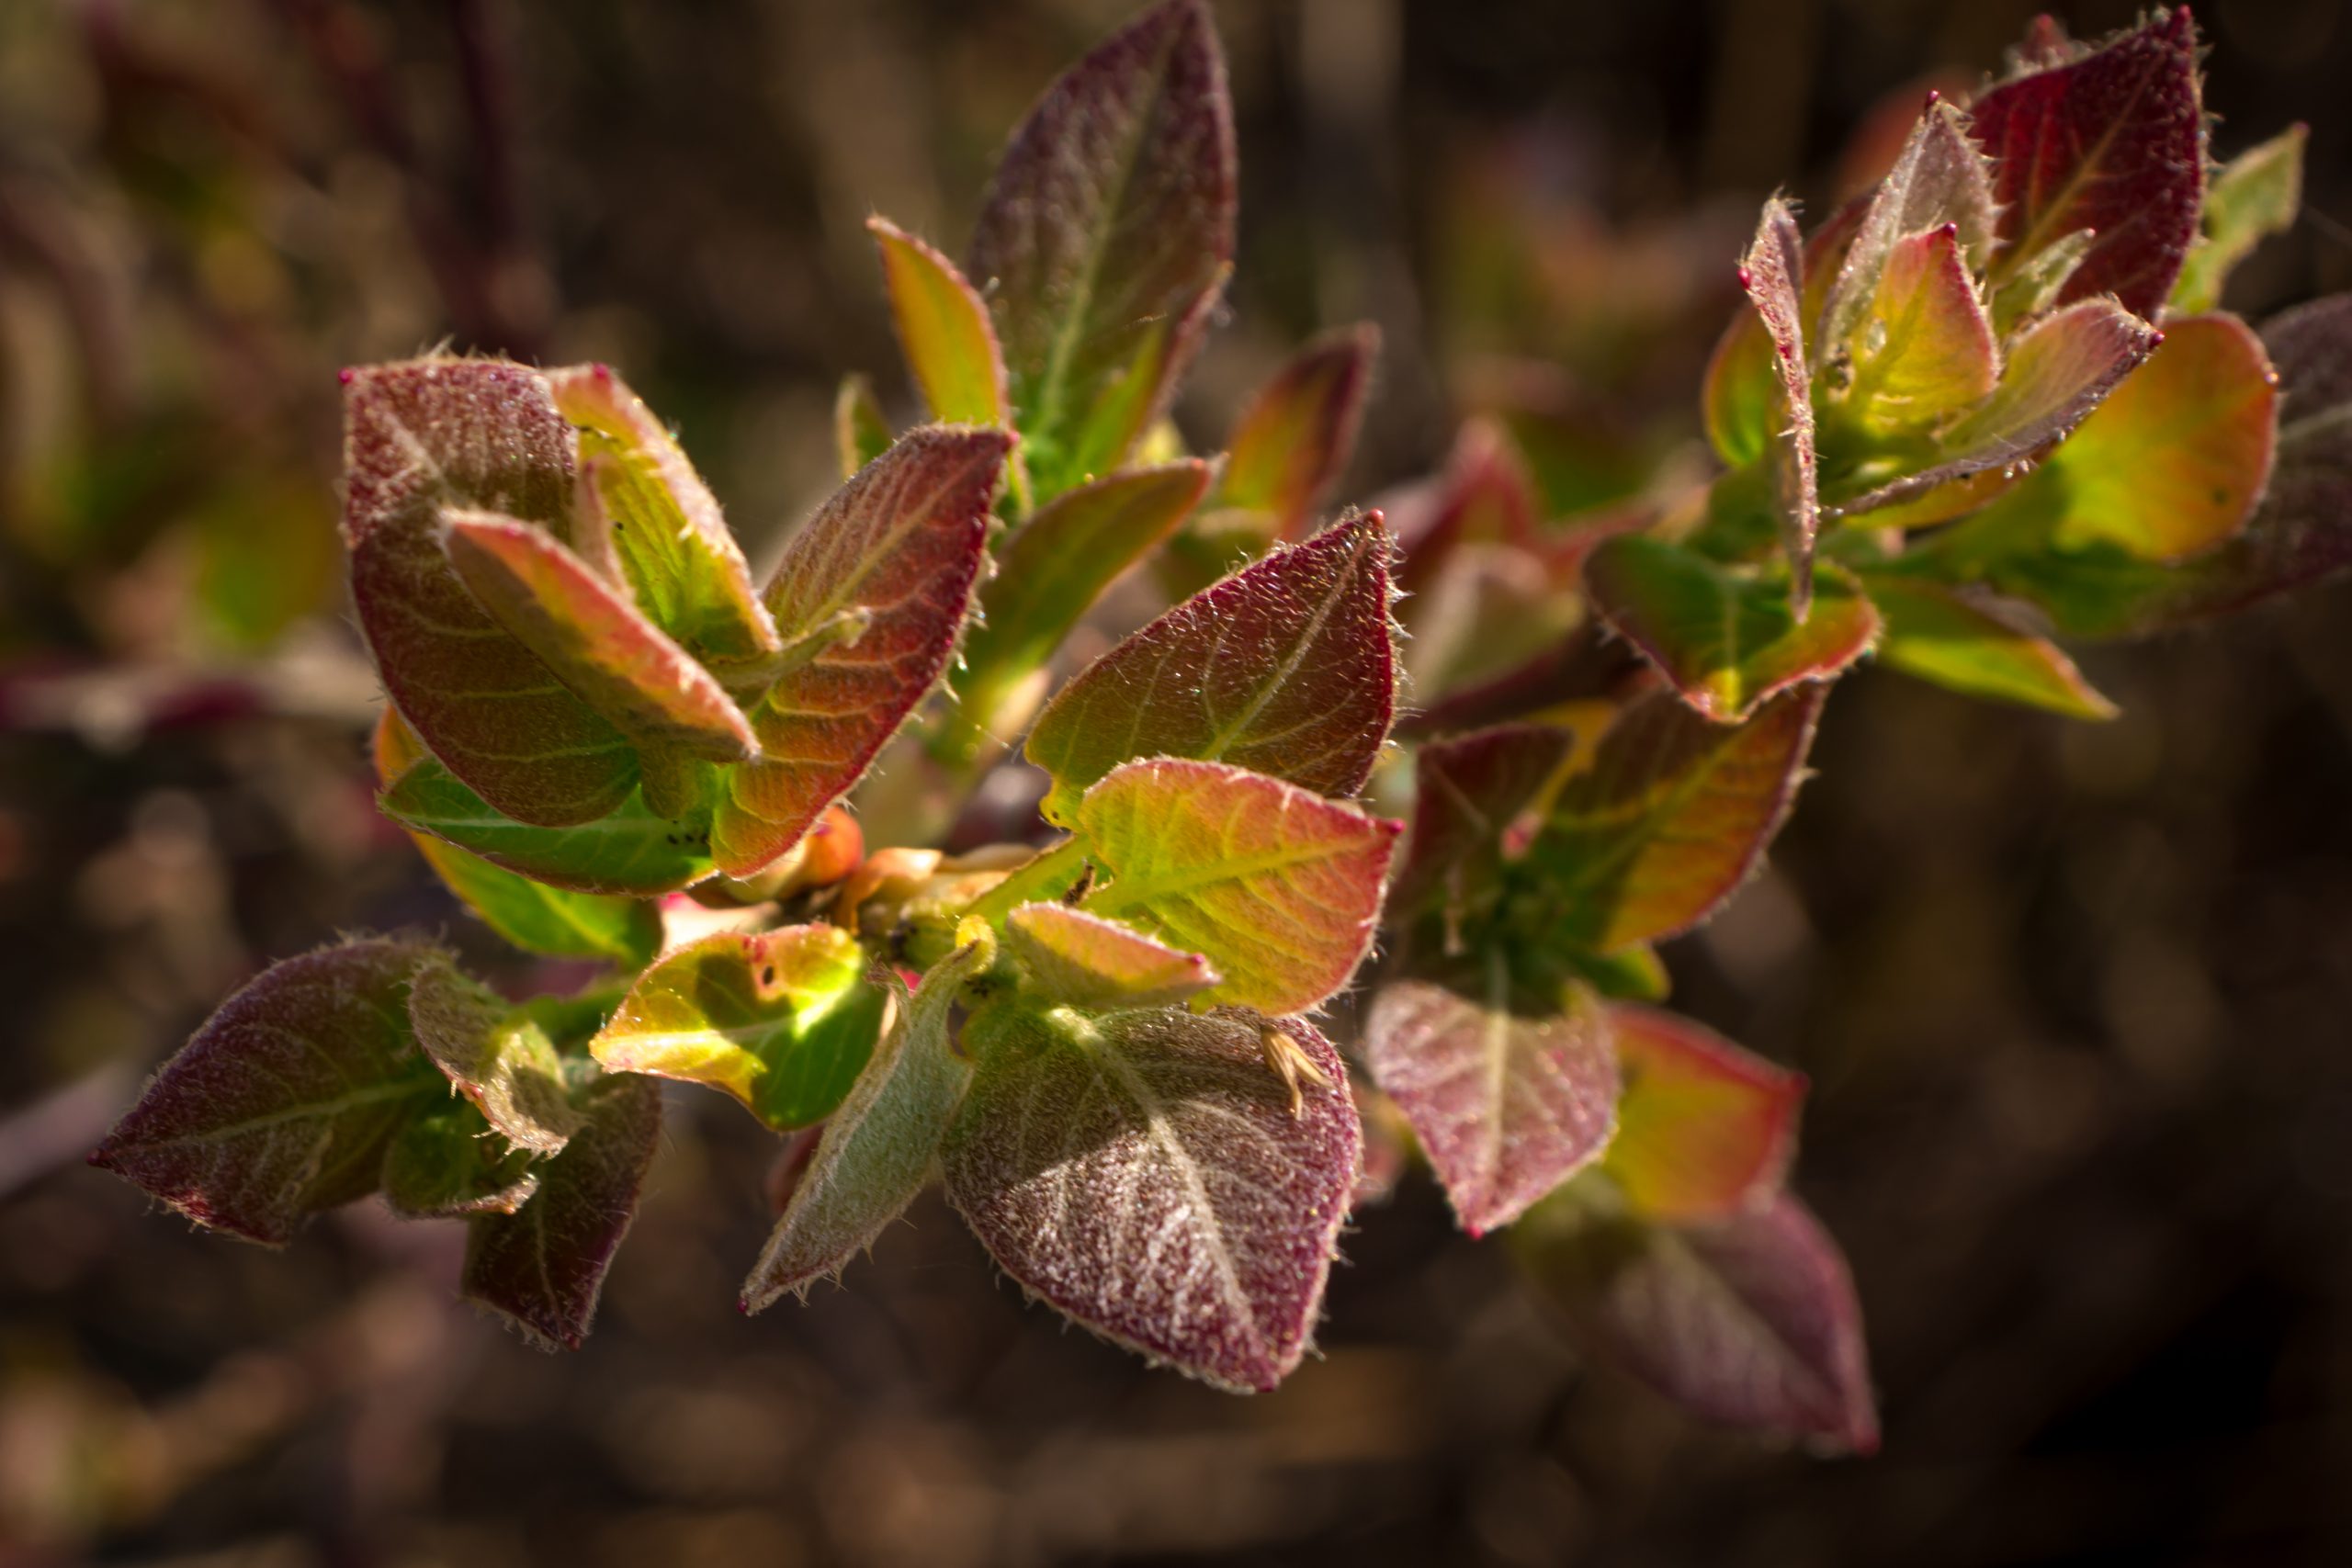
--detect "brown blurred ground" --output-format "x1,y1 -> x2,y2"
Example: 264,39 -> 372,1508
4,1 -> 2352,1563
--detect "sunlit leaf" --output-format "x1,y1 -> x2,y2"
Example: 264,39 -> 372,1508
834,374 -> 892,479
1736,197 -> 1822,614
406,959 -> 586,1155
944,1002 -> 1359,1393
462,1073 -> 663,1350
1027,509 -> 1397,826
2171,124 -> 2306,315
591,926 -> 888,1132
1863,577 -> 2117,719
91,938 -> 443,1244
1387,720 -> 1576,932
715,426 -> 1010,876
1076,759 -> 1401,1017
870,216 -> 1010,429
1583,536 -> 1878,723
1363,976 -> 1618,1235
1003,902 -> 1220,1010
1972,9 -> 2205,318
381,1099 -> 541,1219
380,757 -> 713,897
1603,1004 -> 1804,1222
967,0 -> 1236,497
1207,321 -> 1379,542
1705,200 -> 1864,469
1842,224 -> 1998,434
1816,98 -> 1996,359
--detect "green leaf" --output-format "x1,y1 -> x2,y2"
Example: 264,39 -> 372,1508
1583,536 -> 1879,723
1204,321 -> 1379,543
1003,902 -> 1220,1010
1602,1004 -> 1804,1223
344,358 -> 637,828
739,935 -> 996,1309
1863,577 -> 2116,719
1815,98 -> 1996,360
380,757 -> 714,897
1839,224 -> 1998,435
871,217 -> 1010,430
462,1072 -> 664,1350
834,374 -> 892,479
2172,125 -> 2306,315
1363,973 -> 1618,1235
91,938 -> 445,1244
548,364 -> 779,663
381,1099 -> 541,1219
967,0 -> 1236,498
406,959 -> 587,1155
1074,758 -> 1401,1017
714,426 -> 1010,877
1736,197 -> 1822,615
943,1001 -> 1359,1393
1026,509 -> 1398,827
590,925 -> 888,1132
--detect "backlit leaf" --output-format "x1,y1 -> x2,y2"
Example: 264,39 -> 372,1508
1816,98 -> 1996,359
1736,197 -> 1822,614
1003,901 -> 1220,1010
871,217 -> 1010,429
944,1002 -> 1360,1393
1076,759 -> 1401,1016
1387,720 -> 1577,931
462,1072 -> 663,1350
1863,577 -> 2117,719
2171,124 -> 2306,315
1026,509 -> 1398,826
91,938 -> 443,1244
1603,1004 -> 1804,1222
591,925 -> 888,1132
379,757 -> 713,897
1842,224 -> 1999,434
381,1098 -> 541,1219
1363,976 -> 1619,1235
835,374 -> 892,479
1705,199 -> 1864,469
406,960 -> 586,1155
1971,9 -> 2205,320
1584,536 -> 1879,724
967,0 -> 1236,497
1208,321 -> 1379,541
715,427 -> 1009,876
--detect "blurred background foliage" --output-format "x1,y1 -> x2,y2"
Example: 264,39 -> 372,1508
3,0 -> 2351,1562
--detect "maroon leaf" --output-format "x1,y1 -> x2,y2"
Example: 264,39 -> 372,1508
1363,978 -> 1619,1235
1971,9 -> 2205,320
90,938 -> 444,1244
944,1003 -> 1360,1393
1737,197 -> 1822,615
1387,720 -> 1576,930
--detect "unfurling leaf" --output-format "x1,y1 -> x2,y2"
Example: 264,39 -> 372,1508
462,1072 -> 664,1350
715,426 -> 1010,877
967,0 -> 1235,497
379,757 -> 714,897
406,960 -> 586,1155
1026,509 -> 1398,826
1862,577 -> 2117,720
1517,1181 -> 1878,1452
2171,125 -> 2307,315
834,374 -> 893,479
1363,976 -> 1619,1235
870,217 -> 1010,429
344,358 -> 637,827
91,938 -> 444,1243
1706,201 -> 1863,470
944,1003 -> 1360,1393
382,1099 -> 541,1219
1603,1005 -> 1804,1222
591,926 -> 888,1132
1737,197 -> 1822,614
1971,8 -> 2205,320
1208,322 -> 1379,542
1842,225 -> 1999,434
1003,902 -> 1220,1010
1815,99 -> 1996,361
1583,536 -> 1878,724
740,936 -> 995,1308
1076,759 -> 1402,1016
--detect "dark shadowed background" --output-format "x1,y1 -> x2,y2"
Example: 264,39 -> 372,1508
4,0 -> 2352,1562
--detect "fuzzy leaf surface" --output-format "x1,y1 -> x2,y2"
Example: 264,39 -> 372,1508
1027,509 -> 1397,826
1737,197 -> 1821,612
1076,759 -> 1401,1017
1603,1004 -> 1804,1222
406,960 -> 585,1155
944,1003 -> 1359,1393
1863,577 -> 2117,719
1816,100 -> 1997,358
381,1099 -> 541,1219
380,757 -> 713,896
2172,125 -> 2306,315
591,926 -> 888,1132
91,938 -> 443,1243
871,218 -> 1010,429
1003,902 -> 1220,1010
1387,720 -> 1577,928
1844,224 -> 1999,434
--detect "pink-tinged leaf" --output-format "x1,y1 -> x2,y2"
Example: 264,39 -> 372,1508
1076,759 -> 1401,1017
1363,978 -> 1619,1236
740,937 -> 993,1308
379,757 -> 713,897
1026,509 -> 1398,827
591,925 -> 888,1133
1817,99 -> 1998,361
1842,299 -> 2159,515
1584,536 -> 1879,724
1864,577 -> 2118,720
1706,198 -> 1867,469
1737,197 -> 1822,615
1004,902 -> 1220,1010
967,0 -> 1236,497
2172,124 -> 2307,315
343,358 -> 638,828
870,217 -> 1010,429
461,1072 -> 663,1350
944,1002 -> 1360,1393
1395,418 -> 1545,592
90,938 -> 443,1244
714,426 -> 1010,877
1844,225 -> 1999,434
405,959 -> 585,1155
1388,720 -> 1577,929
1604,1004 -> 1804,1222
1971,9 -> 2205,320
1517,1184 -> 1879,1452
835,373 -> 892,479
381,1099 -> 542,1219
547,364 -> 778,662
1526,687 -> 1824,952
1211,322 -> 1379,541
442,510 -> 757,778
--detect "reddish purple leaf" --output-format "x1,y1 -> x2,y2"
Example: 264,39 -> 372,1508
1737,197 -> 1822,615
944,1004 -> 1360,1393
1387,720 -> 1576,930
1363,978 -> 1619,1235
1212,322 -> 1380,542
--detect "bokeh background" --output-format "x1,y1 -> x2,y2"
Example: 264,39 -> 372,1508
4,0 -> 2352,1562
